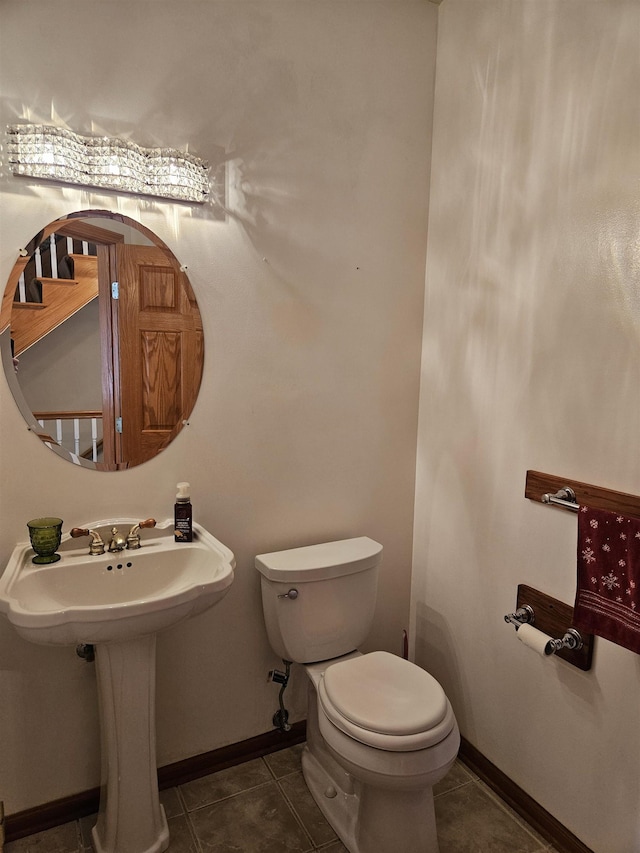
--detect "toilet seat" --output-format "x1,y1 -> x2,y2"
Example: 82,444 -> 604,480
318,651 -> 455,752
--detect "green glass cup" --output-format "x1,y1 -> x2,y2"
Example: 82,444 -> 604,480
27,517 -> 63,564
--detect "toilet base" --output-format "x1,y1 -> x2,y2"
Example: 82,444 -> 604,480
301,743 -> 441,853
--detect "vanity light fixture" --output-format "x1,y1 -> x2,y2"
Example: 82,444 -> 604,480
7,124 -> 210,204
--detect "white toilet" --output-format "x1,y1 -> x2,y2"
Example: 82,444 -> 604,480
256,536 -> 459,853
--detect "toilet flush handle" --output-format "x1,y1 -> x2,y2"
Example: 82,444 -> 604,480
278,589 -> 299,600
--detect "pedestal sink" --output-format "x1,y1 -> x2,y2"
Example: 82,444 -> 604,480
0,519 -> 235,853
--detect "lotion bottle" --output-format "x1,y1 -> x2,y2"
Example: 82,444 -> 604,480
174,482 -> 193,542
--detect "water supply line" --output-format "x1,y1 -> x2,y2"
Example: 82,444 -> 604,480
269,660 -> 292,732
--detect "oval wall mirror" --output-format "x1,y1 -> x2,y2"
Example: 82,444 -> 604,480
0,210 -> 204,471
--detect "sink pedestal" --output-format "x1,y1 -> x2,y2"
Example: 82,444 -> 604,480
92,635 -> 169,853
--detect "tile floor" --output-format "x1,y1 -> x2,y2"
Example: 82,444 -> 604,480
5,744 -> 562,853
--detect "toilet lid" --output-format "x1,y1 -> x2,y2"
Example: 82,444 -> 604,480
322,651 -> 449,736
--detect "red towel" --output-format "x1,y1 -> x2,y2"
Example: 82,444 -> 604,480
574,506 -> 640,654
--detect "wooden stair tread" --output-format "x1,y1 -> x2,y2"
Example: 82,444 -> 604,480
13,302 -> 47,311
11,259 -> 99,355
13,278 -> 81,311
31,277 -> 80,287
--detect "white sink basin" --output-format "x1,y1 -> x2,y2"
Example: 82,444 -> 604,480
0,519 -> 235,645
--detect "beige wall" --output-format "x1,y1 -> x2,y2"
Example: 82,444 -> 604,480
0,1 -> 437,813
412,2 -> 640,852
18,300 -> 102,414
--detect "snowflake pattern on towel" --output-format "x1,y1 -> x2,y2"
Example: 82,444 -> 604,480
579,508 -> 638,606
575,507 -> 640,654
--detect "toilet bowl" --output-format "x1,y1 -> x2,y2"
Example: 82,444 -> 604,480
256,537 -> 459,853
304,652 -> 459,852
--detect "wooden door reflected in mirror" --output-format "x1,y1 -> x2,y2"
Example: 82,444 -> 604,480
0,210 -> 204,470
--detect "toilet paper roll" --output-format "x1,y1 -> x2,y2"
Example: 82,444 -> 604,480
516,624 -> 554,656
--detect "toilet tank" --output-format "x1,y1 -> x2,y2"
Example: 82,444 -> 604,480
255,537 -> 382,663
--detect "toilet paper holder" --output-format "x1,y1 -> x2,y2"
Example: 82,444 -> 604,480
504,585 -> 594,669
504,607 -> 584,653
503,605 -> 535,628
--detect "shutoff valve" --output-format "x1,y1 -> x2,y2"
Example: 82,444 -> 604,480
269,668 -> 289,685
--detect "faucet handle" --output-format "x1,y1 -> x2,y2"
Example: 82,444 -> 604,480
126,518 -> 156,549
70,527 -> 105,555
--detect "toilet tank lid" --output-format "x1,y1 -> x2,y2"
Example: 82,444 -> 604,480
255,537 -> 383,582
